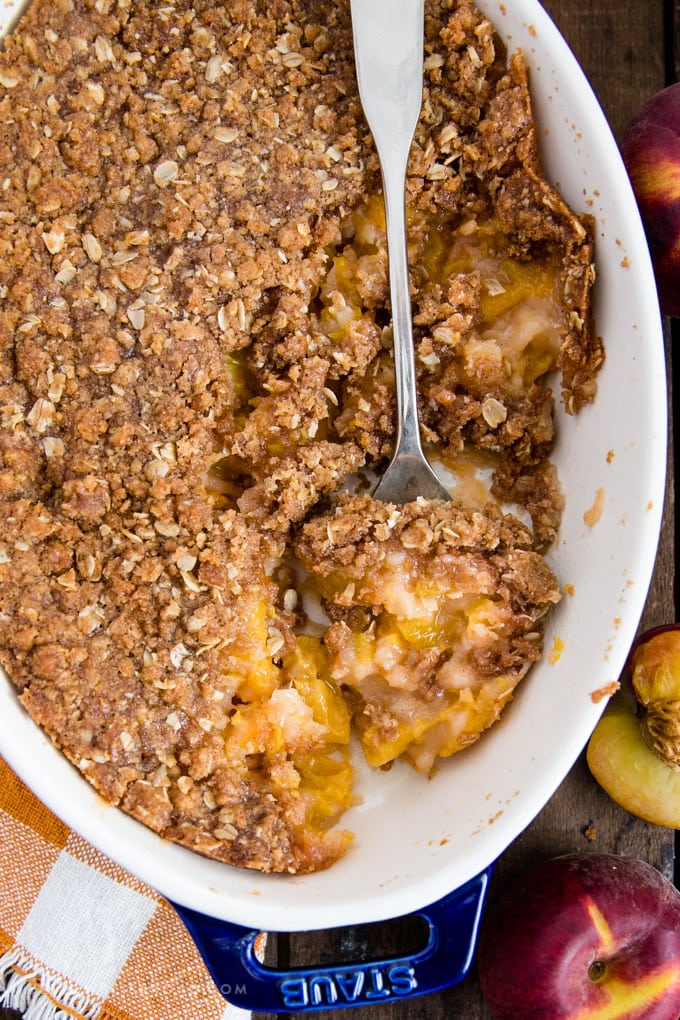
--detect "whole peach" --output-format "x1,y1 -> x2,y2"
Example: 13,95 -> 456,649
477,853 -> 680,1020
620,83 -> 680,318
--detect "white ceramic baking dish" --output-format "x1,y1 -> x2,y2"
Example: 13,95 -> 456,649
0,0 -> 667,1011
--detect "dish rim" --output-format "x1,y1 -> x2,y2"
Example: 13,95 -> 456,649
0,0 -> 667,931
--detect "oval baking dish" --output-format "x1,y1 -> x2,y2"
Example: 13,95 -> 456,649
0,0 -> 666,1011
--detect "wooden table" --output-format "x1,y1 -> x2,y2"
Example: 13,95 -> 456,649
0,5 -> 675,1020
253,2 -> 679,1018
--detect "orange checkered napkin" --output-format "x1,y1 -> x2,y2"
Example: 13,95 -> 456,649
0,756 -> 263,1020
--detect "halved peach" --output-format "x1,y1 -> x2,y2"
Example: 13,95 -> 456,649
587,624 -> 680,827
587,693 -> 680,827
628,626 -> 680,768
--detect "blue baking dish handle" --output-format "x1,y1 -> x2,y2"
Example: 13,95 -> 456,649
171,865 -> 491,1013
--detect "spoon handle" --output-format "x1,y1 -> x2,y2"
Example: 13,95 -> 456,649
349,0 -> 425,158
350,0 -> 450,503
350,0 -> 424,462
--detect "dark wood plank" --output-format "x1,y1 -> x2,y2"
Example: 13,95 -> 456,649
542,0 -> 667,137
253,3 -> 675,1019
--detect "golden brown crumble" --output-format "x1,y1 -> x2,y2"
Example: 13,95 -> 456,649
0,0 -> 601,872
295,495 -> 561,772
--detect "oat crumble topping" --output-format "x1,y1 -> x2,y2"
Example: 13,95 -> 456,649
0,0 -> 602,872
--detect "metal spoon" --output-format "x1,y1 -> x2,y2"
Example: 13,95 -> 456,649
349,0 -> 451,504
